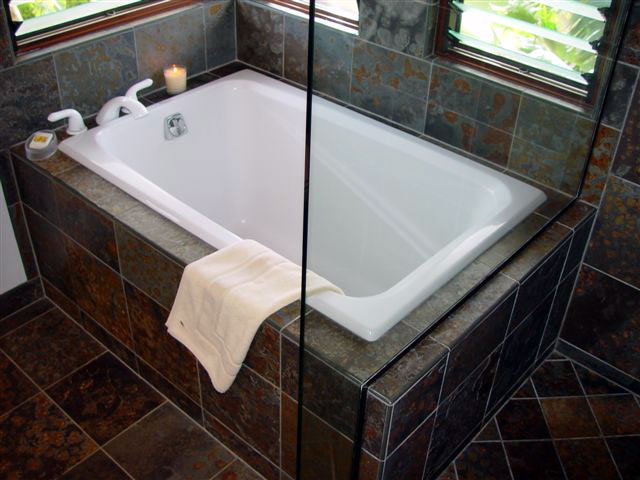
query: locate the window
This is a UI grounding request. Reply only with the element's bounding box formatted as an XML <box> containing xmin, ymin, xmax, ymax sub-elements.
<box><xmin>3</xmin><ymin>0</ymin><xmax>196</xmax><ymax>53</ymax></box>
<box><xmin>268</xmin><ymin>0</ymin><xmax>359</xmax><ymax>30</ymax></box>
<box><xmin>435</xmin><ymin>0</ymin><xmax>623</xmax><ymax>105</ymax></box>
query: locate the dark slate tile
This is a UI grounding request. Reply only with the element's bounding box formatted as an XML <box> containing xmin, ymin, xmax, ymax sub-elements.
<box><xmin>57</xmin><ymin>164</ymin><xmax>139</xmax><ymax>218</ymax></box>
<box><xmin>280</xmin><ymin>392</ymin><xmax>298</xmax><ymax>478</ymax></box>
<box><xmin>236</xmin><ymin>1</ymin><xmax>283</xmax><ymax>75</ymax></box>
<box><xmin>476</xmin><ymin>82</ymin><xmax>520</xmax><ymax>133</ymax></box>
<box><xmin>574</xmin><ymin>364</ymin><xmax>626</xmax><ymax>396</ymax></box>
<box><xmin>496</xmin><ymin>399</ymin><xmax>551</xmax><ymax>441</ymax></box>
<box><xmin>0</xmin><ymin>57</ymin><xmax>61</xmax><ymax>150</ymax></box>
<box><xmin>0</xmin><ymin>350</ymin><xmax>37</xmax><ymax>416</ymax></box>
<box><xmin>0</xmin><ymin>393</ymin><xmax>97</xmax><ymax>479</ymax></box>
<box><xmin>531</xmin><ymin>360</ymin><xmax>583</xmax><ymax>398</ymax></box>
<box><xmin>586</xmin><ymin>176</ymin><xmax>640</xmax><ymax>288</ymax></box>
<box><xmin>405</xmin><ymin>260</ymin><xmax>493</xmax><ymax>332</ymax></box>
<box><xmin>455</xmin><ymin>442</ymin><xmax>511</xmax><ymax>480</ymax></box>
<box><xmin>564</xmin><ymin>213</ymin><xmax>596</xmax><ymax>275</ymax></box>
<box><xmin>244</xmin><ymin>323</ymin><xmax>280</xmax><ymax>386</ymax></box>
<box><xmin>204</xmin><ymin>0</ymin><xmax>236</xmax><ymax>69</ymax></box>
<box><xmin>383</xmin><ymin>413</ymin><xmax>434</xmax><ymax>480</ymax></box>
<box><xmin>0</xmin><ymin>278</ymin><xmax>42</xmax><ymax>321</ymax></box>
<box><xmin>504</xmin><ymin>441</ymin><xmax>565</xmax><ymax>479</ymax></box>
<box><xmin>205</xmin><ymin>412</ymin><xmax>280</xmax><ymax>480</ymax></box>
<box><xmin>141</xmin><ymin>72</ymin><xmax>218</xmax><ymax>104</ymax></box>
<box><xmin>425</xmin><ymin>351</ymin><xmax>500</xmax><ymax>477</ymax></box>
<box><xmin>602</xmin><ymin>62</ymin><xmax>639</xmax><ymax>129</ymax></box>
<box><xmin>42</xmin><ymin>276</ymin><xmax>82</xmax><ymax>322</ymax></box>
<box><xmin>12</xmin><ymin>157</ymin><xmax>60</xmax><ymax>224</ymax></box>
<box><xmin>0</xmin><ymin>151</ymin><xmax>18</xmax><ymax>206</ymax></box>
<box><xmin>424</xmin><ymin>101</ymin><xmax>475</xmax><ymax>153</ymax></box>
<box><xmin>613</xmin><ymin>83</ymin><xmax>640</xmax><ymax>186</ymax></box>
<box><xmin>580</xmin><ymin>125</ymin><xmax>620</xmax><ymax>206</ymax></box>
<box><xmin>432</xmin><ymin>277</ymin><xmax>516</xmax><ymax>399</ymax></box>
<box><xmin>539</xmin><ymin>397</ymin><xmax>600</xmax><ymax>439</ymax></box>
<box><xmin>360</xmin><ymin>451</ymin><xmax>383</xmax><ymax>480</ymax></box>
<box><xmin>201</xmin><ymin>364</ymin><xmax>280</xmax><ymax>463</ymax></box>
<box><xmin>283</xmin><ymin>15</ymin><xmax>307</xmax><ymax>86</ymax></box>
<box><xmin>588</xmin><ymin>394</ymin><xmax>640</xmax><ymax>436</ymax></box>
<box><xmin>0</xmin><ymin>308</ymin><xmax>104</xmax><ymax>388</ymax></box>
<box><xmin>217</xmin><ymin>461</ymin><xmax>263</xmax><ymax>480</ymax></box>
<box><xmin>134</xmin><ymin>7</ymin><xmax>206</xmax><ymax>85</ymax></box>
<box><xmin>8</xmin><ymin>203</ymin><xmax>38</xmax><ymax>279</ymax></box>
<box><xmin>359</xmin><ymin>0</ymin><xmax>429</xmax><ymax>57</ymax></box>
<box><xmin>106</xmin><ymin>403</ymin><xmax>234</xmax><ymax>479</ymax></box>
<box><xmin>25</xmin><ymin>207</ymin><xmax>132</xmax><ymax>348</ymax></box>
<box><xmin>280</xmin><ymin>335</ymin><xmax>299</xmax><ymax>398</ymax></box>
<box><xmin>125</xmin><ymin>281</ymin><xmax>200</xmax><ymax>402</ymax></box>
<box><xmin>312</xmin><ymin>24</ymin><xmax>354</xmax><ymax>102</ymax></box>
<box><xmin>508</xmin><ymin>238</ymin><xmax>571</xmax><ymax>332</ymax></box>
<box><xmin>436</xmin><ymin>464</ymin><xmax>457</xmax><ymax>480</ymax></box>
<box><xmin>265</xmin><ymin>300</ymin><xmax>300</xmax><ymax>331</ymax></box>
<box><xmin>117</xmin><ymin>203</ymin><xmax>215</xmax><ymax>265</ymax></box>
<box><xmin>47</xmin><ymin>353</ymin><xmax>164</xmax><ymax>444</ymax></box>
<box><xmin>386</xmin><ymin>357</ymin><xmax>446</xmax><ymax>452</ymax></box>
<box><xmin>513</xmin><ymin>379</ymin><xmax>537</xmax><ymax>399</ymax></box>
<box><xmin>53</xmin><ymin>182</ymin><xmax>119</xmax><ymax>271</ymax></box>
<box><xmin>471</xmin><ymin>123</ymin><xmax>512</xmax><ymax>167</ymax></box>
<box><xmin>620</xmin><ymin>3</ymin><xmax>640</xmax><ymax>66</ymax></box>
<box><xmin>555</xmin><ymin>438</ymin><xmax>620</xmax><ymax>480</ymax></box>
<box><xmin>540</xmin><ymin>267</ymin><xmax>579</xmax><ymax>356</ymax></box>
<box><xmin>60</xmin><ymin>450</ymin><xmax>129</xmax><ymax>480</ymax></box>
<box><xmin>137</xmin><ymin>359</ymin><xmax>202</xmax><ymax>424</ymax></box>
<box><xmin>12</xmin><ymin>146</ymin><xmax>77</xmax><ymax>177</ymax></box>
<box><xmin>54</xmin><ymin>31</ymin><xmax>138</xmax><ymax>116</ymax></box>
<box><xmin>606</xmin><ymin>436</ymin><xmax>640</xmax><ymax>480</ymax></box>
<box><xmin>561</xmin><ymin>266</ymin><xmax>640</xmax><ymax>380</ymax></box>
<box><xmin>0</xmin><ymin>297</ymin><xmax>51</xmax><ymax>338</ymax></box>
<box><xmin>362</xmin><ymin>392</ymin><xmax>391</xmax><ymax>458</ymax></box>
<box><xmin>428</xmin><ymin>65</ymin><xmax>482</xmax><ymax>118</ymax></box>
<box><xmin>488</xmin><ymin>294</ymin><xmax>554</xmax><ymax>412</ymax></box>
<box><xmin>0</xmin><ymin>3</ymin><xmax>14</xmax><ymax>69</ymax></box>
<box><xmin>115</xmin><ymin>223</ymin><xmax>182</xmax><ymax>310</ymax></box>
<box><xmin>474</xmin><ymin>418</ymin><xmax>500</xmax><ymax>441</ymax></box>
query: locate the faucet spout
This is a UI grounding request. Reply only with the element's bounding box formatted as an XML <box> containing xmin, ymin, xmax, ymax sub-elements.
<box><xmin>96</xmin><ymin>96</ymin><xmax>148</xmax><ymax>125</ymax></box>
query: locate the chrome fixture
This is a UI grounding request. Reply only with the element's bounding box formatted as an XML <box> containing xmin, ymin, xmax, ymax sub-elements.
<box><xmin>164</xmin><ymin>113</ymin><xmax>188</xmax><ymax>140</ymax></box>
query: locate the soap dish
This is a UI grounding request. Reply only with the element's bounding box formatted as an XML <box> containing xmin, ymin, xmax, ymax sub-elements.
<box><xmin>25</xmin><ymin>130</ymin><xmax>58</xmax><ymax>161</ymax></box>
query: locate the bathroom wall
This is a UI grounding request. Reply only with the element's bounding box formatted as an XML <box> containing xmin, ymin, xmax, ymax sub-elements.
<box><xmin>559</xmin><ymin>2</ymin><xmax>640</xmax><ymax>393</ymax></box>
<box><xmin>235</xmin><ymin>0</ymin><xmax>596</xmax><ymax>197</ymax></box>
<box><xmin>0</xmin><ymin>181</ymin><xmax>26</xmax><ymax>293</ymax></box>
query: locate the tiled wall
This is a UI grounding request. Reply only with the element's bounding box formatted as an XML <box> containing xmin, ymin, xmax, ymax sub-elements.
<box><xmin>559</xmin><ymin>1</ymin><xmax>640</xmax><ymax>394</ymax></box>
<box><xmin>0</xmin><ymin>0</ymin><xmax>236</xmax><ymax>150</ymax></box>
<box><xmin>236</xmin><ymin>0</ymin><xmax>596</xmax><ymax>197</ymax></box>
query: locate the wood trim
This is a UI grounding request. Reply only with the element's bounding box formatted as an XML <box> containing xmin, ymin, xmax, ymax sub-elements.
<box><xmin>7</xmin><ymin>0</ymin><xmax>198</xmax><ymax>54</ymax></box>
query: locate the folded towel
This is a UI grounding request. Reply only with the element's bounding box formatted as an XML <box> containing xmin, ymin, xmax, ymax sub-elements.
<box><xmin>166</xmin><ymin>239</ymin><xmax>342</xmax><ymax>393</ymax></box>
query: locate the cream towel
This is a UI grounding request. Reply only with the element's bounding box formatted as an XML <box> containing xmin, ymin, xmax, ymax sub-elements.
<box><xmin>166</xmin><ymin>239</ymin><xmax>342</xmax><ymax>393</ymax></box>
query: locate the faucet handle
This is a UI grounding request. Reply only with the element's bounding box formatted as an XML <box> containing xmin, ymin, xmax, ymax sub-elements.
<box><xmin>48</xmin><ymin>109</ymin><xmax>87</xmax><ymax>136</ymax></box>
<box><xmin>126</xmin><ymin>78</ymin><xmax>153</xmax><ymax>100</ymax></box>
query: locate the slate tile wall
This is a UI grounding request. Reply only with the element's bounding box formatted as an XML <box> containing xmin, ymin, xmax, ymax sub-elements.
<box><xmin>560</xmin><ymin>0</ymin><xmax>640</xmax><ymax>395</ymax></box>
<box><xmin>236</xmin><ymin>0</ymin><xmax>600</xmax><ymax>197</ymax></box>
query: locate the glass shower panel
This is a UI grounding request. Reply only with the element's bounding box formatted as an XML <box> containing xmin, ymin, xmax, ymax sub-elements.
<box><xmin>298</xmin><ymin>1</ymin><xmax>632</xmax><ymax>478</ymax></box>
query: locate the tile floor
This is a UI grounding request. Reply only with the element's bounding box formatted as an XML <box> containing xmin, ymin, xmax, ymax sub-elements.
<box><xmin>0</xmin><ymin>300</ymin><xmax>263</xmax><ymax>479</ymax></box>
<box><xmin>2</xmin><ymin>300</ymin><xmax>639</xmax><ymax>479</ymax></box>
<box><xmin>439</xmin><ymin>352</ymin><xmax>640</xmax><ymax>480</ymax></box>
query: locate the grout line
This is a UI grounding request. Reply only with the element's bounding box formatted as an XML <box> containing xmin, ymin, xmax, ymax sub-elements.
<box><xmin>506</xmin><ymin>94</ymin><xmax>523</xmax><ymax>171</ymax></box>
<box><xmin>0</xmin><ymin>303</ymin><xmax>55</xmax><ymax>339</ymax></box>
<box><xmin>101</xmin><ymin>401</ymin><xmax>168</xmax><ymax>449</ymax></box>
<box><xmin>584</xmin><ymin>262</ymin><xmax>640</xmax><ymax>292</ymax></box>
<box><xmin>43</xmin><ymin>350</ymin><xmax>109</xmax><ymax>392</ymax></box>
<box><xmin>494</xmin><ymin>413</ymin><xmax>516</xmax><ymax>480</ymax></box>
<box><xmin>562</xmin><ymin>349</ymin><xmax>638</xmax><ymax>396</ymax></box>
<box><xmin>534</xmin><ymin>386</ymin><xmax>569</xmax><ymax>480</ymax></box>
<box><xmin>113</xmin><ymin>220</ymin><xmax>137</xmax><ymax>360</ymax></box>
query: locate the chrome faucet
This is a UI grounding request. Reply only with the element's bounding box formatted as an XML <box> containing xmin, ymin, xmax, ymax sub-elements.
<box><xmin>96</xmin><ymin>79</ymin><xmax>153</xmax><ymax>125</ymax></box>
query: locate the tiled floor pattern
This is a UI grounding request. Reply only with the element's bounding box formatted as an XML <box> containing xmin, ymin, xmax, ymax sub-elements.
<box><xmin>439</xmin><ymin>352</ymin><xmax>640</xmax><ymax>480</ymax></box>
<box><xmin>0</xmin><ymin>300</ymin><xmax>263</xmax><ymax>479</ymax></box>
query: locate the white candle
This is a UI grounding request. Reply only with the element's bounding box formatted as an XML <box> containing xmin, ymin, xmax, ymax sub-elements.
<box><xmin>164</xmin><ymin>64</ymin><xmax>187</xmax><ymax>95</ymax></box>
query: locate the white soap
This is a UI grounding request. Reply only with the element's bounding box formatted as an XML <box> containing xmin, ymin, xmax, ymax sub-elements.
<box><xmin>28</xmin><ymin>131</ymin><xmax>54</xmax><ymax>150</ymax></box>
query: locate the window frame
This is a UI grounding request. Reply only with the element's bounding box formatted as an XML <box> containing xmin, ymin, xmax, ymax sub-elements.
<box><xmin>433</xmin><ymin>0</ymin><xmax>624</xmax><ymax>107</ymax></box>
<box><xmin>267</xmin><ymin>0</ymin><xmax>359</xmax><ymax>31</ymax></box>
<box><xmin>3</xmin><ymin>0</ymin><xmax>198</xmax><ymax>55</ymax></box>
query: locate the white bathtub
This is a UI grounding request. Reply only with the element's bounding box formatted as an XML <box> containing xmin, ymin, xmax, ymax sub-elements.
<box><xmin>59</xmin><ymin>69</ymin><xmax>545</xmax><ymax>341</ymax></box>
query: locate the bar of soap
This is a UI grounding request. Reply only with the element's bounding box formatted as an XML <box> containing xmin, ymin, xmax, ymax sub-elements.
<box><xmin>28</xmin><ymin>131</ymin><xmax>54</xmax><ymax>150</ymax></box>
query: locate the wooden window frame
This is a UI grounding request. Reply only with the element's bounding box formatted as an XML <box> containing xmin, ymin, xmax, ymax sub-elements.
<box><xmin>267</xmin><ymin>0</ymin><xmax>359</xmax><ymax>31</ymax></box>
<box><xmin>3</xmin><ymin>0</ymin><xmax>198</xmax><ymax>55</ymax></box>
<box><xmin>434</xmin><ymin>0</ymin><xmax>625</xmax><ymax>108</ymax></box>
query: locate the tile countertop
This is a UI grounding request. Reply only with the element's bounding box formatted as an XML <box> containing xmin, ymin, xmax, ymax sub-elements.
<box><xmin>9</xmin><ymin>63</ymin><xmax>595</xmax><ymax>393</ymax></box>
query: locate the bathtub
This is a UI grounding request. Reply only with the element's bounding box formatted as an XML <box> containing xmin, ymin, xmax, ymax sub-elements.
<box><xmin>59</xmin><ymin>69</ymin><xmax>545</xmax><ymax>341</ymax></box>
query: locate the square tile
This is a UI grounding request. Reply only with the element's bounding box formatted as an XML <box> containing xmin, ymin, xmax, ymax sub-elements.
<box><xmin>555</xmin><ymin>438</ymin><xmax>620</xmax><ymax>480</ymax></box>
<box><xmin>383</xmin><ymin>413</ymin><xmax>434</xmax><ymax>480</ymax></box>
<box><xmin>47</xmin><ymin>353</ymin><xmax>164</xmax><ymax>444</ymax></box>
<box><xmin>60</xmin><ymin>450</ymin><xmax>129</xmax><ymax>480</ymax></box>
<box><xmin>606</xmin><ymin>436</ymin><xmax>640</xmax><ymax>480</ymax></box>
<box><xmin>574</xmin><ymin>365</ymin><xmax>626</xmax><ymax>395</ymax></box>
<box><xmin>0</xmin><ymin>350</ymin><xmax>37</xmax><ymax>416</ymax></box>
<box><xmin>503</xmin><ymin>440</ymin><xmax>564</xmax><ymax>479</ymax></box>
<box><xmin>496</xmin><ymin>399</ymin><xmax>551</xmax><ymax>441</ymax></box>
<box><xmin>531</xmin><ymin>360</ymin><xmax>583</xmax><ymax>397</ymax></box>
<box><xmin>539</xmin><ymin>397</ymin><xmax>600</xmax><ymax>439</ymax></box>
<box><xmin>454</xmin><ymin>442</ymin><xmax>511</xmax><ymax>480</ymax></box>
<box><xmin>0</xmin><ymin>394</ymin><xmax>97</xmax><ymax>479</ymax></box>
<box><xmin>588</xmin><ymin>395</ymin><xmax>640</xmax><ymax>436</ymax></box>
<box><xmin>0</xmin><ymin>308</ymin><xmax>104</xmax><ymax>388</ymax></box>
<box><xmin>106</xmin><ymin>403</ymin><xmax>234</xmax><ymax>479</ymax></box>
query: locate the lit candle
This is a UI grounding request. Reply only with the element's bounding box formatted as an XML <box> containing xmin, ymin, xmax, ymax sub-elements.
<box><xmin>164</xmin><ymin>64</ymin><xmax>187</xmax><ymax>95</ymax></box>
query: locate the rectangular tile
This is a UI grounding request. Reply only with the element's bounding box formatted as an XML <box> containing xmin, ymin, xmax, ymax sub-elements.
<box><xmin>236</xmin><ymin>1</ymin><xmax>284</xmax><ymax>75</ymax></box>
<box><xmin>204</xmin><ymin>0</ymin><xmax>236</xmax><ymax>70</ymax></box>
<box><xmin>0</xmin><ymin>278</ymin><xmax>42</xmax><ymax>321</ymax></box>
